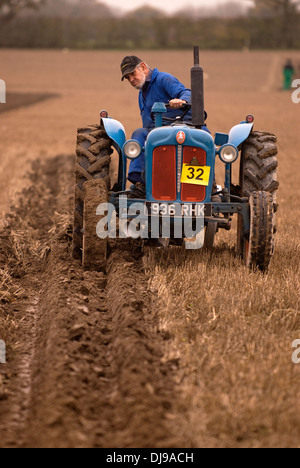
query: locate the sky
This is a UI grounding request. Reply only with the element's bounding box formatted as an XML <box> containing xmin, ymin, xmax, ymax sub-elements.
<box><xmin>104</xmin><ymin>0</ymin><xmax>254</xmax><ymax>14</ymax></box>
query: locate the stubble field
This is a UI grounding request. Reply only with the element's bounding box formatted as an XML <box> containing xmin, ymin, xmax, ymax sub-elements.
<box><xmin>0</xmin><ymin>49</ymin><xmax>299</xmax><ymax>448</ymax></box>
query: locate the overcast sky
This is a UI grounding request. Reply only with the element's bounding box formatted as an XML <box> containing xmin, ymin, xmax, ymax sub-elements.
<box><xmin>104</xmin><ymin>0</ymin><xmax>254</xmax><ymax>14</ymax></box>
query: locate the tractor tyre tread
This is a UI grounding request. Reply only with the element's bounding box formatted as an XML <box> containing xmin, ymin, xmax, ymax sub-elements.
<box><xmin>247</xmin><ymin>191</ymin><xmax>275</xmax><ymax>272</ymax></box>
<box><xmin>241</xmin><ymin>131</ymin><xmax>279</xmax><ymax>198</ymax></box>
<box><xmin>72</xmin><ymin>123</ymin><xmax>112</xmax><ymax>260</ymax></box>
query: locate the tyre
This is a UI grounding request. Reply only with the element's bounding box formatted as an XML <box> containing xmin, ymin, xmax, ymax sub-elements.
<box><xmin>83</xmin><ymin>179</ymin><xmax>108</xmax><ymax>271</ymax></box>
<box><xmin>244</xmin><ymin>191</ymin><xmax>276</xmax><ymax>272</ymax></box>
<box><xmin>72</xmin><ymin>123</ymin><xmax>112</xmax><ymax>260</ymax></box>
<box><xmin>240</xmin><ymin>131</ymin><xmax>279</xmax><ymax>198</ymax></box>
<box><xmin>237</xmin><ymin>131</ymin><xmax>279</xmax><ymax>259</ymax></box>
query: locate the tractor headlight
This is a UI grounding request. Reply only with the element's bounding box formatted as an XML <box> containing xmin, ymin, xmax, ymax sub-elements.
<box><xmin>219</xmin><ymin>144</ymin><xmax>239</xmax><ymax>164</ymax></box>
<box><xmin>123</xmin><ymin>140</ymin><xmax>142</xmax><ymax>160</ymax></box>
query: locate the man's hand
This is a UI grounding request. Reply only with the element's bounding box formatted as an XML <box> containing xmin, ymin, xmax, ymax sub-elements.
<box><xmin>169</xmin><ymin>99</ymin><xmax>187</xmax><ymax>109</ymax></box>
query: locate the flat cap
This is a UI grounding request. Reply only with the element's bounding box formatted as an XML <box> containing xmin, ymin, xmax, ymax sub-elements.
<box><xmin>120</xmin><ymin>56</ymin><xmax>142</xmax><ymax>81</ymax></box>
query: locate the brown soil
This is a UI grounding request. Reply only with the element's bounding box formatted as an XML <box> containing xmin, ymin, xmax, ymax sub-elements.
<box><xmin>0</xmin><ymin>155</ymin><xmax>181</xmax><ymax>448</ymax></box>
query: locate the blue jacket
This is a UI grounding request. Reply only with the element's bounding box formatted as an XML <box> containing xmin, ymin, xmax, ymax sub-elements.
<box><xmin>139</xmin><ymin>68</ymin><xmax>191</xmax><ymax>129</ymax></box>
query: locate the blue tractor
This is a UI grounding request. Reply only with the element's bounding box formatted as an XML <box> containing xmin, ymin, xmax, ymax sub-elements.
<box><xmin>72</xmin><ymin>47</ymin><xmax>278</xmax><ymax>273</ymax></box>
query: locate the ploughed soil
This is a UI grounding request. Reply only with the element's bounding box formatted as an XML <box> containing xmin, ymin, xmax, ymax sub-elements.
<box><xmin>0</xmin><ymin>155</ymin><xmax>181</xmax><ymax>448</ymax></box>
<box><xmin>0</xmin><ymin>93</ymin><xmax>60</xmax><ymax>114</ymax></box>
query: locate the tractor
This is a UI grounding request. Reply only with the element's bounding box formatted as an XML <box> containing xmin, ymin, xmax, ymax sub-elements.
<box><xmin>72</xmin><ymin>47</ymin><xmax>278</xmax><ymax>273</ymax></box>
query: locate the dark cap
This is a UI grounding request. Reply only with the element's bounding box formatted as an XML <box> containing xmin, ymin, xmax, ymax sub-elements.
<box><xmin>120</xmin><ymin>55</ymin><xmax>142</xmax><ymax>81</ymax></box>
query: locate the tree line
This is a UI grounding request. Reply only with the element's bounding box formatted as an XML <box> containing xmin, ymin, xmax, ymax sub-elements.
<box><xmin>0</xmin><ymin>0</ymin><xmax>299</xmax><ymax>49</ymax></box>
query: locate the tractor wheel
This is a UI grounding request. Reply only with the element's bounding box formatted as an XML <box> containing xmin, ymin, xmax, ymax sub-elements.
<box><xmin>240</xmin><ymin>131</ymin><xmax>279</xmax><ymax>198</ymax></box>
<box><xmin>72</xmin><ymin>123</ymin><xmax>112</xmax><ymax>260</ymax></box>
<box><xmin>83</xmin><ymin>179</ymin><xmax>108</xmax><ymax>271</ymax></box>
<box><xmin>204</xmin><ymin>221</ymin><xmax>217</xmax><ymax>250</ymax></box>
<box><xmin>243</xmin><ymin>191</ymin><xmax>276</xmax><ymax>272</ymax></box>
<box><xmin>237</xmin><ymin>131</ymin><xmax>279</xmax><ymax>258</ymax></box>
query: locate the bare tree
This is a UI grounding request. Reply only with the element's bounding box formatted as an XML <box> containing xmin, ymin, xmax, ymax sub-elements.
<box><xmin>0</xmin><ymin>0</ymin><xmax>45</xmax><ymax>21</ymax></box>
<box><xmin>254</xmin><ymin>0</ymin><xmax>299</xmax><ymax>14</ymax></box>
<box><xmin>253</xmin><ymin>0</ymin><xmax>300</xmax><ymax>47</ymax></box>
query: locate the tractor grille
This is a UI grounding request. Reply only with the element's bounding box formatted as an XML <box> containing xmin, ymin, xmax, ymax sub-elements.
<box><xmin>181</xmin><ymin>147</ymin><xmax>207</xmax><ymax>202</ymax></box>
<box><xmin>152</xmin><ymin>145</ymin><xmax>177</xmax><ymax>201</ymax></box>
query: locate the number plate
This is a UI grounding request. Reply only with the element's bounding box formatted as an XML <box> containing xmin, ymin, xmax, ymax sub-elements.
<box><xmin>146</xmin><ymin>203</ymin><xmax>212</xmax><ymax>218</ymax></box>
<box><xmin>181</xmin><ymin>164</ymin><xmax>211</xmax><ymax>186</ymax></box>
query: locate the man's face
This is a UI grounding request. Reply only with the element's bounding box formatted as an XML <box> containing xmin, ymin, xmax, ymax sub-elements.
<box><xmin>125</xmin><ymin>64</ymin><xmax>147</xmax><ymax>90</ymax></box>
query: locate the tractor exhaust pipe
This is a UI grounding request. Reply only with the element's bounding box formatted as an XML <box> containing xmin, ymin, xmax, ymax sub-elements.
<box><xmin>191</xmin><ymin>46</ymin><xmax>205</xmax><ymax>128</ymax></box>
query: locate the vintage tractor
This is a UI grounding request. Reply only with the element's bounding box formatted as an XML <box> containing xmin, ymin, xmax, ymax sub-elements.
<box><xmin>72</xmin><ymin>47</ymin><xmax>278</xmax><ymax>273</ymax></box>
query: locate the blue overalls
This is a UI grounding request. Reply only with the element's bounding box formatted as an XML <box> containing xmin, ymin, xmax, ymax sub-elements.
<box><xmin>128</xmin><ymin>68</ymin><xmax>192</xmax><ymax>184</ymax></box>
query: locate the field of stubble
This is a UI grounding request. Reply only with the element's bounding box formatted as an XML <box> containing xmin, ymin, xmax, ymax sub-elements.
<box><xmin>0</xmin><ymin>49</ymin><xmax>299</xmax><ymax>448</ymax></box>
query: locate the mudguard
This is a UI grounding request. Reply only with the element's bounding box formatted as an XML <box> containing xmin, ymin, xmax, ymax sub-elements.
<box><xmin>228</xmin><ymin>123</ymin><xmax>254</xmax><ymax>148</ymax></box>
<box><xmin>102</xmin><ymin>118</ymin><xmax>126</xmax><ymax>153</ymax></box>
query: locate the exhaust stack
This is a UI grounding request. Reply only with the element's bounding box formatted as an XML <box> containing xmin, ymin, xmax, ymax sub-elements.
<box><xmin>191</xmin><ymin>46</ymin><xmax>205</xmax><ymax>128</ymax></box>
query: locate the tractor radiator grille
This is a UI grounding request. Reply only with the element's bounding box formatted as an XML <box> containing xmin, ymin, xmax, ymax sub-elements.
<box><xmin>181</xmin><ymin>147</ymin><xmax>207</xmax><ymax>202</ymax></box>
<box><xmin>152</xmin><ymin>145</ymin><xmax>177</xmax><ymax>201</ymax></box>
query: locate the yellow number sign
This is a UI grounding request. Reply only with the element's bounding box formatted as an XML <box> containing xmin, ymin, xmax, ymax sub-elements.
<box><xmin>181</xmin><ymin>165</ymin><xmax>211</xmax><ymax>186</ymax></box>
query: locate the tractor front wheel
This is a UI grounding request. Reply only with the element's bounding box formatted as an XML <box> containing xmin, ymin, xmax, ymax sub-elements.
<box><xmin>237</xmin><ymin>130</ymin><xmax>279</xmax><ymax>262</ymax></box>
<box><xmin>83</xmin><ymin>179</ymin><xmax>108</xmax><ymax>271</ymax></box>
<box><xmin>72</xmin><ymin>123</ymin><xmax>112</xmax><ymax>261</ymax></box>
<box><xmin>243</xmin><ymin>191</ymin><xmax>276</xmax><ymax>272</ymax></box>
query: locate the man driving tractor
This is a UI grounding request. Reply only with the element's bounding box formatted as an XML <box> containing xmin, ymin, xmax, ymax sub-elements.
<box><xmin>121</xmin><ymin>55</ymin><xmax>194</xmax><ymax>198</ymax></box>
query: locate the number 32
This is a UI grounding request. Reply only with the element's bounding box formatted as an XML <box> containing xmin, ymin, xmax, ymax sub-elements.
<box><xmin>187</xmin><ymin>167</ymin><xmax>204</xmax><ymax>181</ymax></box>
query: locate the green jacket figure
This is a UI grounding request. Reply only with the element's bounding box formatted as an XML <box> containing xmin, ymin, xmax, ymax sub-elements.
<box><xmin>283</xmin><ymin>59</ymin><xmax>295</xmax><ymax>90</ymax></box>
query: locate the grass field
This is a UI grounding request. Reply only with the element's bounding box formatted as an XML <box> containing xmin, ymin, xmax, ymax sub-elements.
<box><xmin>0</xmin><ymin>49</ymin><xmax>300</xmax><ymax>448</ymax></box>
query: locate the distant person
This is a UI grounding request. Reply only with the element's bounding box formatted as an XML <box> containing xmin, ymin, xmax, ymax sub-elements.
<box><xmin>283</xmin><ymin>59</ymin><xmax>295</xmax><ymax>90</ymax></box>
<box><xmin>120</xmin><ymin>55</ymin><xmax>194</xmax><ymax>198</ymax></box>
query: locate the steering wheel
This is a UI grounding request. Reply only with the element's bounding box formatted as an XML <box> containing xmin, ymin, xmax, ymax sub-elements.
<box><xmin>151</xmin><ymin>102</ymin><xmax>208</xmax><ymax>125</ymax></box>
<box><xmin>162</xmin><ymin>102</ymin><xmax>192</xmax><ymax>123</ymax></box>
<box><xmin>151</xmin><ymin>102</ymin><xmax>191</xmax><ymax>124</ymax></box>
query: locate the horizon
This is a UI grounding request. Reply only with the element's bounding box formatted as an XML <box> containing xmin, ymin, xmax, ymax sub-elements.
<box><xmin>101</xmin><ymin>0</ymin><xmax>254</xmax><ymax>14</ymax></box>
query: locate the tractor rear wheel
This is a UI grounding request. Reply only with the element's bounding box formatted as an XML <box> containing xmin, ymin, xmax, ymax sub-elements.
<box><xmin>240</xmin><ymin>131</ymin><xmax>279</xmax><ymax>198</ymax></box>
<box><xmin>244</xmin><ymin>191</ymin><xmax>276</xmax><ymax>272</ymax></box>
<box><xmin>83</xmin><ymin>179</ymin><xmax>108</xmax><ymax>271</ymax></box>
<box><xmin>72</xmin><ymin>123</ymin><xmax>112</xmax><ymax>260</ymax></box>
<box><xmin>237</xmin><ymin>131</ymin><xmax>279</xmax><ymax>260</ymax></box>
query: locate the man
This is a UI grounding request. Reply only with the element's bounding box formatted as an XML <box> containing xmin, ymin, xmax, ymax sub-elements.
<box><xmin>121</xmin><ymin>55</ymin><xmax>192</xmax><ymax>198</ymax></box>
